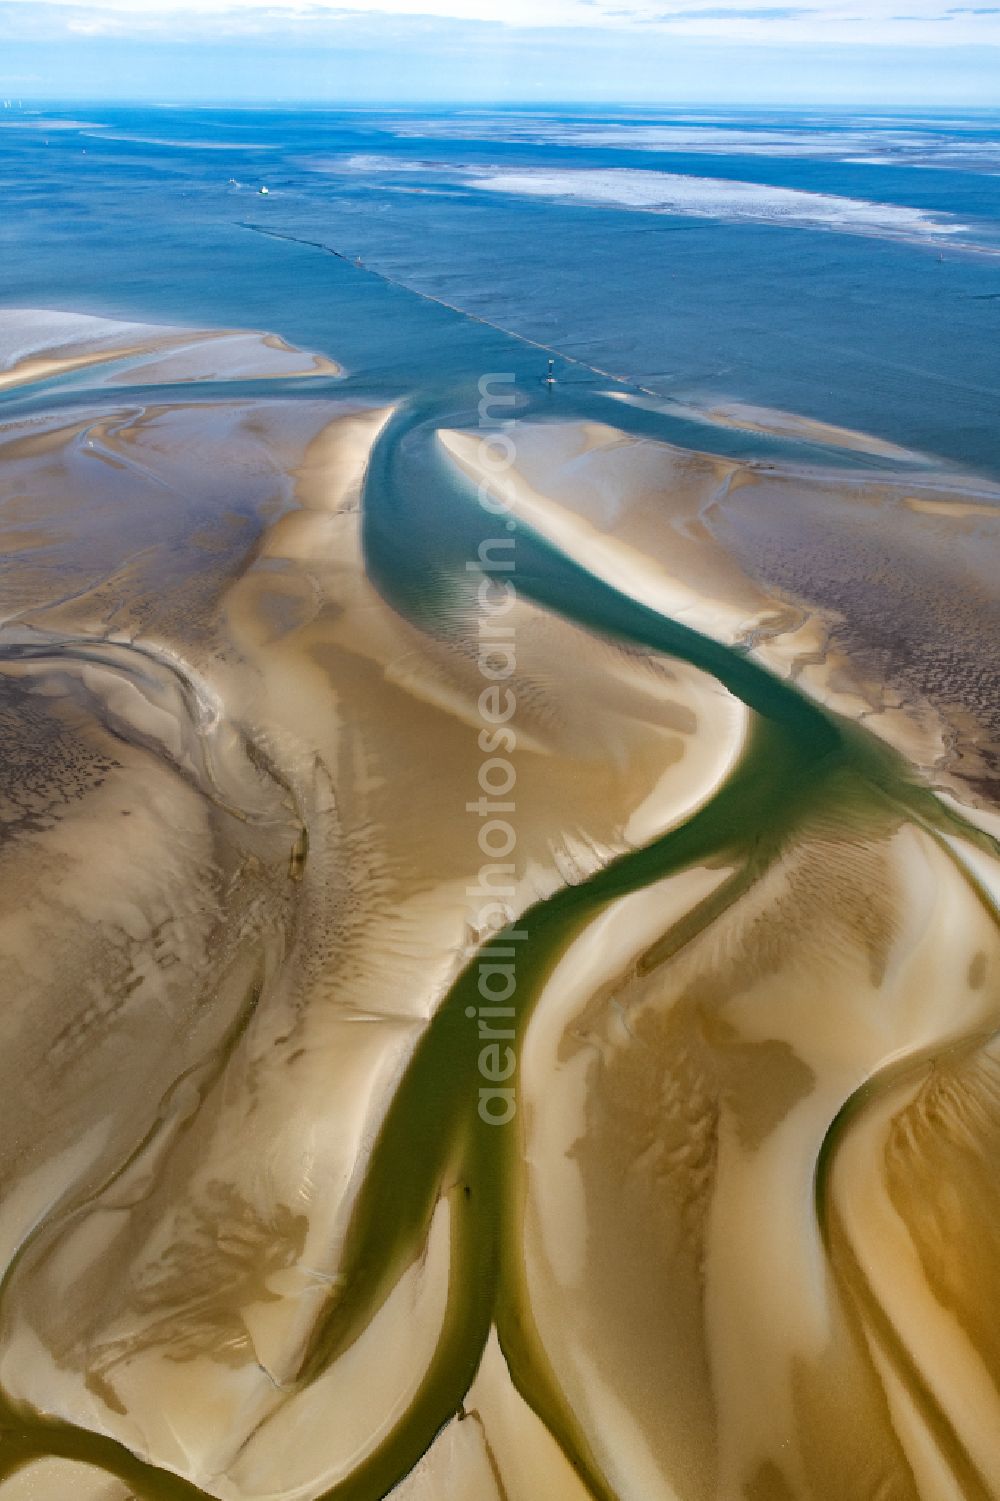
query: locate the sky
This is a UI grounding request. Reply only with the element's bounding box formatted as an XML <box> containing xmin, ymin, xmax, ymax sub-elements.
<box><xmin>1</xmin><ymin>0</ymin><xmax>999</xmax><ymax>106</ymax></box>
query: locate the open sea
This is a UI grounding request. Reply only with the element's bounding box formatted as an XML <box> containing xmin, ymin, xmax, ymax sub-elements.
<box><xmin>1</xmin><ymin>103</ymin><xmax>999</xmax><ymax>473</ymax></box>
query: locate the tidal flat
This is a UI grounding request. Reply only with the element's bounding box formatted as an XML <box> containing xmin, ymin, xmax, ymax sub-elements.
<box><xmin>0</xmin><ymin>306</ymin><xmax>997</xmax><ymax>1501</ymax></box>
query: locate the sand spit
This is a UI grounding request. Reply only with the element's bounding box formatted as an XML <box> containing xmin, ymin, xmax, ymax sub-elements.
<box><xmin>0</xmin><ymin>310</ymin><xmax>341</xmax><ymax>392</ymax></box>
<box><xmin>441</xmin><ymin>416</ymin><xmax>1000</xmax><ymax>808</ymax></box>
<box><xmin>0</xmin><ymin>312</ymin><xmax>998</xmax><ymax>1501</ymax></box>
<box><xmin>676</xmin><ymin>397</ymin><xmax>925</xmax><ymax>462</ymax></box>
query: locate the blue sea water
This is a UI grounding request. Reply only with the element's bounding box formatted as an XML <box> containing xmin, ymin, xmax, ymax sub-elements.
<box><xmin>1</xmin><ymin>104</ymin><xmax>998</xmax><ymax>473</ymax></box>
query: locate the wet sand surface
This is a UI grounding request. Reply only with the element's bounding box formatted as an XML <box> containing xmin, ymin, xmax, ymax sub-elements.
<box><xmin>0</xmin><ymin>312</ymin><xmax>998</xmax><ymax>1501</ymax></box>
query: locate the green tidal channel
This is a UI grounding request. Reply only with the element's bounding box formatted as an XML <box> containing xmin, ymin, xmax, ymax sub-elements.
<box><xmin>0</xmin><ymin>387</ymin><xmax>993</xmax><ymax>1501</ymax></box>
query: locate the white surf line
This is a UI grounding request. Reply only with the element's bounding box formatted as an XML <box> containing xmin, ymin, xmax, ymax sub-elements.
<box><xmin>239</xmin><ymin>220</ymin><xmax>663</xmax><ymax>398</ymax></box>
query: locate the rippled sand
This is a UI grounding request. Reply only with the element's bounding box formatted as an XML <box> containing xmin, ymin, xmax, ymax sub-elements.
<box><xmin>0</xmin><ymin>312</ymin><xmax>998</xmax><ymax>1501</ymax></box>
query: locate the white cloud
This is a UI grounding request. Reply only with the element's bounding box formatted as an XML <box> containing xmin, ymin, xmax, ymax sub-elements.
<box><xmin>2</xmin><ymin>0</ymin><xmax>999</xmax><ymax>45</ymax></box>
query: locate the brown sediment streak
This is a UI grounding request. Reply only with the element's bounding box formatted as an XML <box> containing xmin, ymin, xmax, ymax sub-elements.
<box><xmin>0</xmin><ymin>311</ymin><xmax>999</xmax><ymax>1501</ymax></box>
<box><xmin>457</xmin><ymin>1408</ymin><xmax>510</xmax><ymax>1501</ymax></box>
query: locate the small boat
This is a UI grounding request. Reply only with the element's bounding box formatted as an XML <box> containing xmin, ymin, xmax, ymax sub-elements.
<box><xmin>259</xmin><ymin>185</ymin><xmax>270</xmax><ymax>196</ymax></box>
